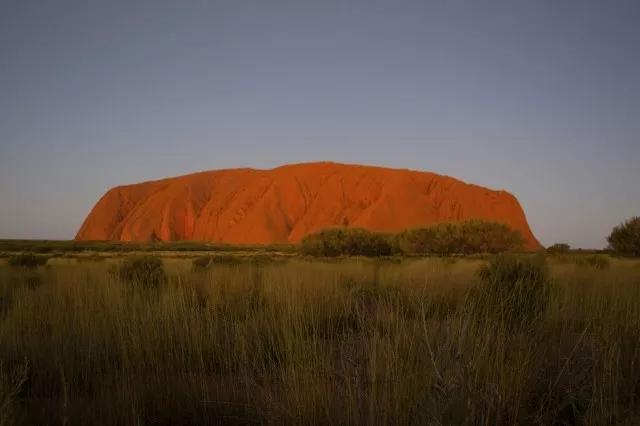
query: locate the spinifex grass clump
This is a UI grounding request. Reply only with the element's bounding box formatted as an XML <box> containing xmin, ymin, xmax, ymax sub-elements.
<box><xmin>191</xmin><ymin>254</ymin><xmax>242</xmax><ymax>271</ymax></box>
<box><xmin>7</xmin><ymin>253</ymin><xmax>48</xmax><ymax>269</ymax></box>
<box><xmin>116</xmin><ymin>255</ymin><xmax>167</xmax><ymax>290</ymax></box>
<box><xmin>476</xmin><ymin>254</ymin><xmax>551</xmax><ymax>329</ymax></box>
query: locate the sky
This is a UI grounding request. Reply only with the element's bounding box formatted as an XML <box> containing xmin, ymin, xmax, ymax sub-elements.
<box><xmin>1</xmin><ymin>0</ymin><xmax>639</xmax><ymax>248</ymax></box>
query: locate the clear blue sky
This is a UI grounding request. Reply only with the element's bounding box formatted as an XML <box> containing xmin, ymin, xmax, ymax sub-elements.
<box><xmin>1</xmin><ymin>0</ymin><xmax>639</xmax><ymax>248</ymax></box>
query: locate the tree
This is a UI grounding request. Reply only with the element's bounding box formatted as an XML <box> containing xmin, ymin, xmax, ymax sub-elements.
<box><xmin>607</xmin><ymin>217</ymin><xmax>640</xmax><ymax>256</ymax></box>
<box><xmin>546</xmin><ymin>243</ymin><xmax>570</xmax><ymax>254</ymax></box>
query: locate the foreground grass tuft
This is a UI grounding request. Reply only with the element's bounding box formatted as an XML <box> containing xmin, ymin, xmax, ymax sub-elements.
<box><xmin>477</xmin><ymin>254</ymin><xmax>551</xmax><ymax>328</ymax></box>
<box><xmin>114</xmin><ymin>255</ymin><xmax>167</xmax><ymax>290</ymax></box>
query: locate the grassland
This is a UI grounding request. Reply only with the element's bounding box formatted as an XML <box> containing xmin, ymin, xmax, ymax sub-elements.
<box><xmin>1</xmin><ymin>250</ymin><xmax>639</xmax><ymax>425</ymax></box>
<box><xmin>0</xmin><ymin>239</ymin><xmax>297</xmax><ymax>256</ymax></box>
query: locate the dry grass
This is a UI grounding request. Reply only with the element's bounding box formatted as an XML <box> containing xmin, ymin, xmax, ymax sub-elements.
<box><xmin>0</xmin><ymin>255</ymin><xmax>639</xmax><ymax>425</ymax></box>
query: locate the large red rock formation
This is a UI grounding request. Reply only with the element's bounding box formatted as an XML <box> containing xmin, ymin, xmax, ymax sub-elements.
<box><xmin>75</xmin><ymin>162</ymin><xmax>541</xmax><ymax>250</ymax></box>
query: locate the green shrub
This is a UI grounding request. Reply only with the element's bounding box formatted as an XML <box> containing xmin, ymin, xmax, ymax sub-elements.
<box><xmin>7</xmin><ymin>253</ymin><xmax>48</xmax><ymax>269</ymax></box>
<box><xmin>460</xmin><ymin>220</ymin><xmax>524</xmax><ymax>254</ymax></box>
<box><xmin>300</xmin><ymin>228</ymin><xmax>393</xmax><ymax>257</ymax></box>
<box><xmin>476</xmin><ymin>254</ymin><xmax>551</xmax><ymax>328</ymax></box>
<box><xmin>547</xmin><ymin>243</ymin><xmax>571</xmax><ymax>254</ymax></box>
<box><xmin>300</xmin><ymin>221</ymin><xmax>523</xmax><ymax>257</ymax></box>
<box><xmin>396</xmin><ymin>220</ymin><xmax>524</xmax><ymax>255</ymax></box>
<box><xmin>608</xmin><ymin>217</ymin><xmax>640</xmax><ymax>256</ymax></box>
<box><xmin>116</xmin><ymin>256</ymin><xmax>166</xmax><ymax>289</ymax></box>
<box><xmin>394</xmin><ymin>226</ymin><xmax>443</xmax><ymax>255</ymax></box>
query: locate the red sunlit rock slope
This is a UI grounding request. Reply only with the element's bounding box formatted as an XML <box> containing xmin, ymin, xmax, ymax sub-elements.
<box><xmin>75</xmin><ymin>162</ymin><xmax>542</xmax><ymax>250</ymax></box>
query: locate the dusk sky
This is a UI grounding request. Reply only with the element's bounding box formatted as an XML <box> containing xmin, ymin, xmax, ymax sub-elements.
<box><xmin>1</xmin><ymin>0</ymin><xmax>639</xmax><ymax>248</ymax></box>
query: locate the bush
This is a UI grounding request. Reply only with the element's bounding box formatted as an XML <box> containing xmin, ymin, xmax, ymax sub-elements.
<box><xmin>300</xmin><ymin>221</ymin><xmax>524</xmax><ymax>257</ymax></box>
<box><xmin>396</xmin><ymin>220</ymin><xmax>524</xmax><ymax>255</ymax></box>
<box><xmin>300</xmin><ymin>228</ymin><xmax>393</xmax><ymax>257</ymax></box>
<box><xmin>116</xmin><ymin>256</ymin><xmax>166</xmax><ymax>289</ymax></box>
<box><xmin>7</xmin><ymin>253</ymin><xmax>48</xmax><ymax>269</ymax></box>
<box><xmin>394</xmin><ymin>226</ymin><xmax>444</xmax><ymax>255</ymax></box>
<box><xmin>547</xmin><ymin>243</ymin><xmax>571</xmax><ymax>254</ymax></box>
<box><xmin>476</xmin><ymin>254</ymin><xmax>551</xmax><ymax>328</ymax></box>
<box><xmin>608</xmin><ymin>217</ymin><xmax>640</xmax><ymax>256</ymax></box>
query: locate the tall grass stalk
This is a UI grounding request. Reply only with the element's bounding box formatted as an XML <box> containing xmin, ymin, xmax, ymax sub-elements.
<box><xmin>0</xmin><ymin>256</ymin><xmax>638</xmax><ymax>424</ymax></box>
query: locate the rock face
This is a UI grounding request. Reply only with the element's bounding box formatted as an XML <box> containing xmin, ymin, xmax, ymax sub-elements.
<box><xmin>75</xmin><ymin>162</ymin><xmax>542</xmax><ymax>250</ymax></box>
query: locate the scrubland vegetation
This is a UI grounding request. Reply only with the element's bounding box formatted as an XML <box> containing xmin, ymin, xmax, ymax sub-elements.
<box><xmin>300</xmin><ymin>220</ymin><xmax>524</xmax><ymax>257</ymax></box>
<box><xmin>0</xmin><ymin>239</ymin><xmax>297</xmax><ymax>255</ymax></box>
<box><xmin>1</xmin><ymin>251</ymin><xmax>639</xmax><ymax>425</ymax></box>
